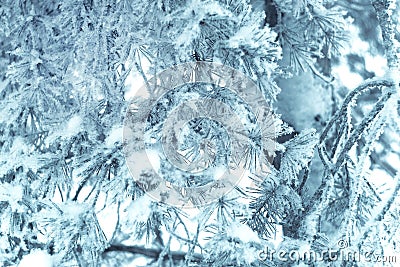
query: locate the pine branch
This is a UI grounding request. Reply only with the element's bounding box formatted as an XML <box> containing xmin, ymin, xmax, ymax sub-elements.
<box><xmin>332</xmin><ymin>91</ymin><xmax>392</xmax><ymax>172</ymax></box>
<box><xmin>309</xmin><ymin>81</ymin><xmax>394</xmax><ymax>217</ymax></box>
<box><xmin>371</xmin><ymin>0</ymin><xmax>399</xmax><ymax>70</ymax></box>
<box><xmin>356</xmin><ymin>172</ymin><xmax>400</xmax><ymax>247</ymax></box>
<box><xmin>374</xmin><ymin>174</ymin><xmax>400</xmax><ymax>222</ymax></box>
<box><xmin>319</xmin><ymin>79</ymin><xmax>394</xmax><ymax>145</ymax></box>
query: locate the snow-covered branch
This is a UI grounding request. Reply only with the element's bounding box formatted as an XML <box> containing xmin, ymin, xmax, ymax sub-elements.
<box><xmin>371</xmin><ymin>0</ymin><xmax>400</xmax><ymax>70</ymax></box>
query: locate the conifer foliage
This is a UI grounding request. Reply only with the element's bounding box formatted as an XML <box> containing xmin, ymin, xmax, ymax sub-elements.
<box><xmin>0</xmin><ymin>0</ymin><xmax>399</xmax><ymax>266</ymax></box>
